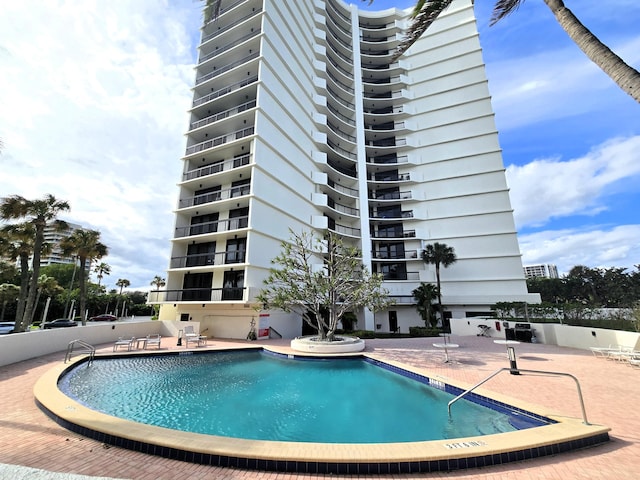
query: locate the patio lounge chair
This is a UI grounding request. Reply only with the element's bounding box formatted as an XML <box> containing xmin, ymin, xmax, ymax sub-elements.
<box><xmin>113</xmin><ymin>336</ymin><xmax>135</xmax><ymax>352</ymax></box>
<box><xmin>145</xmin><ymin>334</ymin><xmax>161</xmax><ymax>349</ymax></box>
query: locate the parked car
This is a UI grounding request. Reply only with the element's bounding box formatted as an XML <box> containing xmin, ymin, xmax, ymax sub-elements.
<box><xmin>89</xmin><ymin>314</ymin><xmax>117</xmax><ymax>322</ymax></box>
<box><xmin>0</xmin><ymin>322</ymin><xmax>15</xmax><ymax>334</ymax></box>
<box><xmin>43</xmin><ymin>318</ymin><xmax>78</xmax><ymax>329</ymax></box>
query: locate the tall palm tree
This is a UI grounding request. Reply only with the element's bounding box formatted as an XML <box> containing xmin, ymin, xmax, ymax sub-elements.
<box><xmin>394</xmin><ymin>0</ymin><xmax>640</xmax><ymax>103</ymax></box>
<box><xmin>115</xmin><ymin>278</ymin><xmax>130</xmax><ymax>318</ymax></box>
<box><xmin>150</xmin><ymin>275</ymin><xmax>166</xmax><ymax>317</ymax></box>
<box><xmin>421</xmin><ymin>242</ymin><xmax>457</xmax><ymax>321</ymax></box>
<box><xmin>0</xmin><ymin>194</ymin><xmax>69</xmax><ymax>331</ymax></box>
<box><xmin>94</xmin><ymin>262</ymin><xmax>111</xmax><ymax>287</ymax></box>
<box><xmin>60</xmin><ymin>229</ymin><xmax>108</xmax><ymax>325</ymax></box>
<box><xmin>0</xmin><ymin>223</ymin><xmax>35</xmax><ymax>330</ymax></box>
<box><xmin>32</xmin><ymin>274</ymin><xmax>63</xmax><ymax>325</ymax></box>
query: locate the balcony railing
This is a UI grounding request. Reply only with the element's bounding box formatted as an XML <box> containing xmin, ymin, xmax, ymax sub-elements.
<box><xmin>183</xmin><ymin>153</ymin><xmax>250</xmax><ymax>181</ymax></box>
<box><xmin>327</xmin><ymin>103</ymin><xmax>355</xmax><ymax>126</ymax></box>
<box><xmin>327</xmin><ymin>179</ymin><xmax>358</xmax><ymax>197</ymax></box>
<box><xmin>327</xmin><ymin>122</ymin><xmax>356</xmax><ymax>143</ymax></box>
<box><xmin>190</xmin><ymin>100</ymin><xmax>256</xmax><ymax>130</ymax></box>
<box><xmin>170</xmin><ymin>250</ymin><xmax>246</xmax><ymax>268</ymax></box>
<box><xmin>199</xmin><ymin>30</ymin><xmax>261</xmax><ymax>64</ymax></box>
<box><xmin>175</xmin><ymin>216</ymin><xmax>249</xmax><ymax>238</ymax></box>
<box><xmin>368</xmin><ymin>154</ymin><xmax>408</xmax><ymax>165</ymax></box>
<box><xmin>371</xmin><ymin>229</ymin><xmax>416</xmax><ymax>239</ymax></box>
<box><xmin>327</xmin><ymin>139</ymin><xmax>357</xmax><ymax>161</ymax></box>
<box><xmin>193</xmin><ymin>76</ymin><xmax>258</xmax><ymax>107</ymax></box>
<box><xmin>370</xmin><ymin>190</ymin><xmax>412</xmax><ymax>200</ymax></box>
<box><xmin>329</xmin><ymin>223</ymin><xmax>360</xmax><ymax>237</ymax></box>
<box><xmin>150</xmin><ymin>287</ymin><xmax>246</xmax><ymax>302</ymax></box>
<box><xmin>369</xmin><ymin>172</ymin><xmax>410</xmax><ymax>182</ymax></box>
<box><xmin>202</xmin><ymin>6</ymin><xmax>262</xmax><ymax>42</ymax></box>
<box><xmin>185</xmin><ymin>126</ymin><xmax>254</xmax><ymax>155</ymax></box>
<box><xmin>196</xmin><ymin>52</ymin><xmax>260</xmax><ymax>86</ymax></box>
<box><xmin>179</xmin><ymin>184</ymin><xmax>250</xmax><ymax>209</ymax></box>
<box><xmin>372</xmin><ymin>250</ymin><xmax>418</xmax><ymax>260</ymax></box>
<box><xmin>370</xmin><ymin>210</ymin><xmax>413</xmax><ymax>219</ymax></box>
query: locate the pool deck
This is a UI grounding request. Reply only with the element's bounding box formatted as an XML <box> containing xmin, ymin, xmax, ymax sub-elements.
<box><xmin>1</xmin><ymin>335</ymin><xmax>638</xmax><ymax>479</ymax></box>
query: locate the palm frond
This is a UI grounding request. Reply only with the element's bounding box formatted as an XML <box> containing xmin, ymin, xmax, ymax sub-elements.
<box><xmin>490</xmin><ymin>0</ymin><xmax>524</xmax><ymax>26</ymax></box>
<box><xmin>393</xmin><ymin>0</ymin><xmax>454</xmax><ymax>60</ymax></box>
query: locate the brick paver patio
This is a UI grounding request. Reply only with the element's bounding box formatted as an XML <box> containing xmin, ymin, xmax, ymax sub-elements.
<box><xmin>1</xmin><ymin>335</ymin><xmax>638</xmax><ymax>479</ymax></box>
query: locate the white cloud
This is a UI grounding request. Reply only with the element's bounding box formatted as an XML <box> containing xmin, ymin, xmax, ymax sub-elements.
<box><xmin>506</xmin><ymin>135</ymin><xmax>640</xmax><ymax>228</ymax></box>
<box><xmin>0</xmin><ymin>1</ymin><xmax>200</xmax><ymax>290</ymax></box>
<box><xmin>519</xmin><ymin>225</ymin><xmax>640</xmax><ymax>275</ymax></box>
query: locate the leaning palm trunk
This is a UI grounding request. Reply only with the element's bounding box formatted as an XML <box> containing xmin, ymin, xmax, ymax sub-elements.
<box><xmin>543</xmin><ymin>0</ymin><xmax>640</xmax><ymax>102</ymax></box>
<box><xmin>20</xmin><ymin>231</ymin><xmax>44</xmax><ymax>331</ymax></box>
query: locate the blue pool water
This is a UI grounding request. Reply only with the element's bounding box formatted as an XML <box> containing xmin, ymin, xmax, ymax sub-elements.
<box><xmin>58</xmin><ymin>350</ymin><xmax>541</xmax><ymax>443</ymax></box>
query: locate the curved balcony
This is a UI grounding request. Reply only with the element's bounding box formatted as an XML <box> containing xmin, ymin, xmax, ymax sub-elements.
<box><xmin>370</xmin><ymin>210</ymin><xmax>414</xmax><ymax>220</ymax></box>
<box><xmin>367</xmin><ymin>171</ymin><xmax>410</xmax><ymax>183</ymax></box>
<box><xmin>371</xmin><ymin>249</ymin><xmax>419</xmax><ymax>261</ymax></box>
<box><xmin>327</xmin><ymin>179</ymin><xmax>358</xmax><ymax>198</ymax></box>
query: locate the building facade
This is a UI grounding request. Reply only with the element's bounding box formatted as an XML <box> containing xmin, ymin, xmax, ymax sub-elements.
<box><xmin>32</xmin><ymin>221</ymin><xmax>86</xmax><ymax>268</ymax></box>
<box><xmin>154</xmin><ymin>0</ymin><xmax>540</xmax><ymax>338</ymax></box>
<box><xmin>524</xmin><ymin>264</ymin><xmax>559</xmax><ymax>279</ymax></box>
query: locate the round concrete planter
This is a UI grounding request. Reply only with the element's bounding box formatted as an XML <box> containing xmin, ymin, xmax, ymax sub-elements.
<box><xmin>290</xmin><ymin>335</ymin><xmax>365</xmax><ymax>354</ymax></box>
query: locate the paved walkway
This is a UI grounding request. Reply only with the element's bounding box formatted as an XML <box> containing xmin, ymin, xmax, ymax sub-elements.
<box><xmin>1</xmin><ymin>336</ymin><xmax>638</xmax><ymax>479</ymax></box>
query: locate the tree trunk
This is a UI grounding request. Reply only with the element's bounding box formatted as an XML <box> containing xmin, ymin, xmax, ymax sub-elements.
<box><xmin>15</xmin><ymin>254</ymin><xmax>30</xmax><ymax>330</ymax></box>
<box><xmin>20</xmin><ymin>228</ymin><xmax>44</xmax><ymax>331</ymax></box>
<box><xmin>78</xmin><ymin>257</ymin><xmax>87</xmax><ymax>325</ymax></box>
<box><xmin>544</xmin><ymin>0</ymin><xmax>640</xmax><ymax>102</ymax></box>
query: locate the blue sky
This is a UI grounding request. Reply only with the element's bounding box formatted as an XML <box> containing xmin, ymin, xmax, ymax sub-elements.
<box><xmin>0</xmin><ymin>0</ymin><xmax>638</xmax><ymax>290</ymax></box>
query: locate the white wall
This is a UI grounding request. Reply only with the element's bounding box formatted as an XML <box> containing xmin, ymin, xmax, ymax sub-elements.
<box><xmin>449</xmin><ymin>317</ymin><xmax>640</xmax><ymax>350</ymax></box>
<box><xmin>0</xmin><ymin>320</ymin><xmax>191</xmax><ymax>367</ymax></box>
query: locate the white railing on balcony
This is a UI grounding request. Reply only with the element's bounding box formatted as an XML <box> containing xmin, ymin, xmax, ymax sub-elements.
<box><xmin>170</xmin><ymin>250</ymin><xmax>246</xmax><ymax>268</ymax></box>
<box><xmin>190</xmin><ymin>100</ymin><xmax>256</xmax><ymax>130</ymax></box>
<box><xmin>175</xmin><ymin>216</ymin><xmax>249</xmax><ymax>238</ymax></box>
<box><xmin>196</xmin><ymin>52</ymin><xmax>260</xmax><ymax>86</ymax></box>
<box><xmin>193</xmin><ymin>76</ymin><xmax>258</xmax><ymax>108</ymax></box>
<box><xmin>185</xmin><ymin>126</ymin><xmax>254</xmax><ymax>155</ymax></box>
<box><xmin>202</xmin><ymin>5</ymin><xmax>262</xmax><ymax>42</ymax></box>
<box><xmin>178</xmin><ymin>184</ymin><xmax>250</xmax><ymax>209</ymax></box>
<box><xmin>183</xmin><ymin>154</ymin><xmax>250</xmax><ymax>181</ymax></box>
<box><xmin>199</xmin><ymin>30</ymin><xmax>261</xmax><ymax>64</ymax></box>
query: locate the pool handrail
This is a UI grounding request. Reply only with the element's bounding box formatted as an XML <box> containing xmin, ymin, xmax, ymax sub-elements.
<box><xmin>64</xmin><ymin>339</ymin><xmax>95</xmax><ymax>365</ymax></box>
<box><xmin>447</xmin><ymin>367</ymin><xmax>590</xmax><ymax>425</ymax></box>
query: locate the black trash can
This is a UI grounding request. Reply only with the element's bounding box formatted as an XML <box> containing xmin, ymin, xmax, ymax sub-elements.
<box><xmin>505</xmin><ymin>328</ymin><xmax>516</xmax><ymax>340</ymax></box>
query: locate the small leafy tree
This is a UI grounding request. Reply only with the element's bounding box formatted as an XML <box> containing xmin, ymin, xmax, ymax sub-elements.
<box><xmin>257</xmin><ymin>230</ymin><xmax>393</xmax><ymax>341</ymax></box>
<box><xmin>412</xmin><ymin>282</ymin><xmax>439</xmax><ymax>328</ymax></box>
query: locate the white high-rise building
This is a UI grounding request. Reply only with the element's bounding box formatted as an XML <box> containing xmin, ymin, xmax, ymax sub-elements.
<box><xmin>154</xmin><ymin>0</ymin><xmax>540</xmax><ymax>338</ymax></box>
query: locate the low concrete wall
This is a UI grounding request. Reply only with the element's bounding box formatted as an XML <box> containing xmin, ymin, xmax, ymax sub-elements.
<box><xmin>450</xmin><ymin>317</ymin><xmax>640</xmax><ymax>350</ymax></box>
<box><xmin>0</xmin><ymin>319</ymin><xmax>204</xmax><ymax>367</ymax></box>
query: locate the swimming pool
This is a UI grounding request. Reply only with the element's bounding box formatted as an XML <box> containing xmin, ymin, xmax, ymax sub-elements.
<box><xmin>57</xmin><ymin>350</ymin><xmax>540</xmax><ymax>443</ymax></box>
<box><xmin>36</xmin><ymin>346</ymin><xmax>610</xmax><ymax>474</ymax></box>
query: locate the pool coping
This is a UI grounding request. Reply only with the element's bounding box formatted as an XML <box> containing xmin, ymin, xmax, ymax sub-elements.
<box><xmin>33</xmin><ymin>346</ymin><xmax>610</xmax><ymax>474</ymax></box>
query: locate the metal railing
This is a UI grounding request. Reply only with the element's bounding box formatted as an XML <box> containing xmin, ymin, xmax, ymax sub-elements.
<box><xmin>192</xmin><ymin>76</ymin><xmax>258</xmax><ymax>107</ymax></box>
<box><xmin>183</xmin><ymin>153</ymin><xmax>250</xmax><ymax>181</ymax></box>
<box><xmin>185</xmin><ymin>126</ymin><xmax>254</xmax><ymax>155</ymax></box>
<box><xmin>195</xmin><ymin>52</ymin><xmax>260</xmax><ymax>86</ymax></box>
<box><xmin>65</xmin><ymin>339</ymin><xmax>95</xmax><ymax>364</ymax></box>
<box><xmin>447</xmin><ymin>367</ymin><xmax>590</xmax><ymax>425</ymax></box>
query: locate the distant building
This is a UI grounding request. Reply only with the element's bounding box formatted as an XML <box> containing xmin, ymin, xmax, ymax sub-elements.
<box><xmin>523</xmin><ymin>264</ymin><xmax>559</xmax><ymax>279</ymax></box>
<box><xmin>33</xmin><ymin>221</ymin><xmax>89</xmax><ymax>270</ymax></box>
